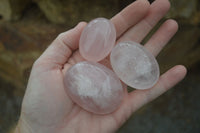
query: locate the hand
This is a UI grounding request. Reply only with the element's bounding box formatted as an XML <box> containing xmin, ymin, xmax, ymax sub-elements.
<box><xmin>15</xmin><ymin>0</ymin><xmax>187</xmax><ymax>133</ymax></box>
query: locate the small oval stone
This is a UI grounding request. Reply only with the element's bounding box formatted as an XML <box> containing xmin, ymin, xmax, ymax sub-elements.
<box><xmin>79</xmin><ymin>18</ymin><xmax>116</xmax><ymax>62</ymax></box>
<box><xmin>64</xmin><ymin>61</ymin><xmax>124</xmax><ymax>114</ymax></box>
<box><xmin>110</xmin><ymin>41</ymin><xmax>160</xmax><ymax>90</ymax></box>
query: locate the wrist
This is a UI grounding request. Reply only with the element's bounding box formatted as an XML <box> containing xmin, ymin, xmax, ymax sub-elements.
<box><xmin>14</xmin><ymin>124</ymin><xmax>20</xmax><ymax>133</ymax></box>
<box><xmin>13</xmin><ymin>118</ymin><xmax>32</xmax><ymax>133</ymax></box>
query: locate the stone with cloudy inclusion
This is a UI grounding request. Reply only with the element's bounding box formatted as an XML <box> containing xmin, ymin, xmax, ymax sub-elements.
<box><xmin>64</xmin><ymin>61</ymin><xmax>124</xmax><ymax>114</ymax></box>
<box><xmin>110</xmin><ymin>42</ymin><xmax>160</xmax><ymax>90</ymax></box>
<box><xmin>79</xmin><ymin>18</ymin><xmax>116</xmax><ymax>62</ymax></box>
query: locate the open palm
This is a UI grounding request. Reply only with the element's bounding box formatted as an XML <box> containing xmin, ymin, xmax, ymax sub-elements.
<box><xmin>16</xmin><ymin>0</ymin><xmax>187</xmax><ymax>133</ymax></box>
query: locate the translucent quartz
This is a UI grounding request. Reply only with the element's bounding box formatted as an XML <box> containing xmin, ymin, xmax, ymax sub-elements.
<box><xmin>79</xmin><ymin>18</ymin><xmax>116</xmax><ymax>62</ymax></box>
<box><xmin>64</xmin><ymin>61</ymin><xmax>124</xmax><ymax>114</ymax></box>
<box><xmin>110</xmin><ymin>42</ymin><xmax>160</xmax><ymax>90</ymax></box>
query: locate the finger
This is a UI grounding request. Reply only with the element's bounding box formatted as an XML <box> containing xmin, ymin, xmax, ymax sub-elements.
<box><xmin>112</xmin><ymin>65</ymin><xmax>186</xmax><ymax>126</ymax></box>
<box><xmin>118</xmin><ymin>0</ymin><xmax>170</xmax><ymax>43</ymax></box>
<box><xmin>128</xmin><ymin>65</ymin><xmax>187</xmax><ymax>113</ymax></box>
<box><xmin>35</xmin><ymin>22</ymin><xmax>87</xmax><ymax>68</ymax></box>
<box><xmin>111</xmin><ymin>0</ymin><xmax>150</xmax><ymax>38</ymax></box>
<box><xmin>144</xmin><ymin>19</ymin><xmax>178</xmax><ymax>56</ymax></box>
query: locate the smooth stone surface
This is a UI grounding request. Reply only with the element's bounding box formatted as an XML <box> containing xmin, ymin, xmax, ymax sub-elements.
<box><xmin>110</xmin><ymin>42</ymin><xmax>160</xmax><ymax>90</ymax></box>
<box><xmin>79</xmin><ymin>18</ymin><xmax>116</xmax><ymax>62</ymax></box>
<box><xmin>64</xmin><ymin>61</ymin><xmax>124</xmax><ymax>114</ymax></box>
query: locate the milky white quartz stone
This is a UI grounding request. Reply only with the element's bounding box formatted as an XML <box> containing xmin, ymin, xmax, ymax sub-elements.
<box><xmin>110</xmin><ymin>42</ymin><xmax>160</xmax><ymax>90</ymax></box>
<box><xmin>79</xmin><ymin>18</ymin><xmax>116</xmax><ymax>62</ymax></box>
<box><xmin>64</xmin><ymin>61</ymin><xmax>124</xmax><ymax>114</ymax></box>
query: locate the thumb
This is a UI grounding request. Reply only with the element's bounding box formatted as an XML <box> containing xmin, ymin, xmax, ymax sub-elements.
<box><xmin>34</xmin><ymin>22</ymin><xmax>87</xmax><ymax>69</ymax></box>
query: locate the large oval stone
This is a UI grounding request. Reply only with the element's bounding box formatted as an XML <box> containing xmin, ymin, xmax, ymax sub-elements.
<box><xmin>64</xmin><ymin>61</ymin><xmax>124</xmax><ymax>114</ymax></box>
<box><xmin>110</xmin><ymin>42</ymin><xmax>160</xmax><ymax>90</ymax></box>
<box><xmin>79</xmin><ymin>18</ymin><xmax>116</xmax><ymax>62</ymax></box>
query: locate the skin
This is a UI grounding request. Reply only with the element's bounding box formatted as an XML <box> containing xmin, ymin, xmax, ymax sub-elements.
<box><xmin>15</xmin><ymin>0</ymin><xmax>187</xmax><ymax>133</ymax></box>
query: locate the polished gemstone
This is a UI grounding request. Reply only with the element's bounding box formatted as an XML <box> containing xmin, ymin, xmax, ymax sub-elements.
<box><xmin>110</xmin><ymin>41</ymin><xmax>160</xmax><ymax>90</ymax></box>
<box><xmin>64</xmin><ymin>61</ymin><xmax>124</xmax><ymax>114</ymax></box>
<box><xmin>79</xmin><ymin>18</ymin><xmax>116</xmax><ymax>62</ymax></box>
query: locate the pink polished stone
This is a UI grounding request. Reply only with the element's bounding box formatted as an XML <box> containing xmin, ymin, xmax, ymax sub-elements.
<box><xmin>64</xmin><ymin>61</ymin><xmax>124</xmax><ymax>114</ymax></box>
<box><xmin>79</xmin><ymin>18</ymin><xmax>116</xmax><ymax>62</ymax></box>
<box><xmin>110</xmin><ymin>42</ymin><xmax>160</xmax><ymax>90</ymax></box>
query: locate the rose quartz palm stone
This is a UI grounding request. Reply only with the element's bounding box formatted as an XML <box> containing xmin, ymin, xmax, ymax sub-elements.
<box><xmin>110</xmin><ymin>41</ymin><xmax>160</xmax><ymax>90</ymax></box>
<box><xmin>79</xmin><ymin>18</ymin><xmax>116</xmax><ymax>62</ymax></box>
<box><xmin>64</xmin><ymin>61</ymin><xmax>124</xmax><ymax>114</ymax></box>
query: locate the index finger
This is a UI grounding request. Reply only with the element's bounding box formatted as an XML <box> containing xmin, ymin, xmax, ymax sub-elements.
<box><xmin>111</xmin><ymin>0</ymin><xmax>150</xmax><ymax>38</ymax></box>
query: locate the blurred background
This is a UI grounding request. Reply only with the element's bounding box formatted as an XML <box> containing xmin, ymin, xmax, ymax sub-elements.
<box><xmin>0</xmin><ymin>0</ymin><xmax>200</xmax><ymax>132</ymax></box>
